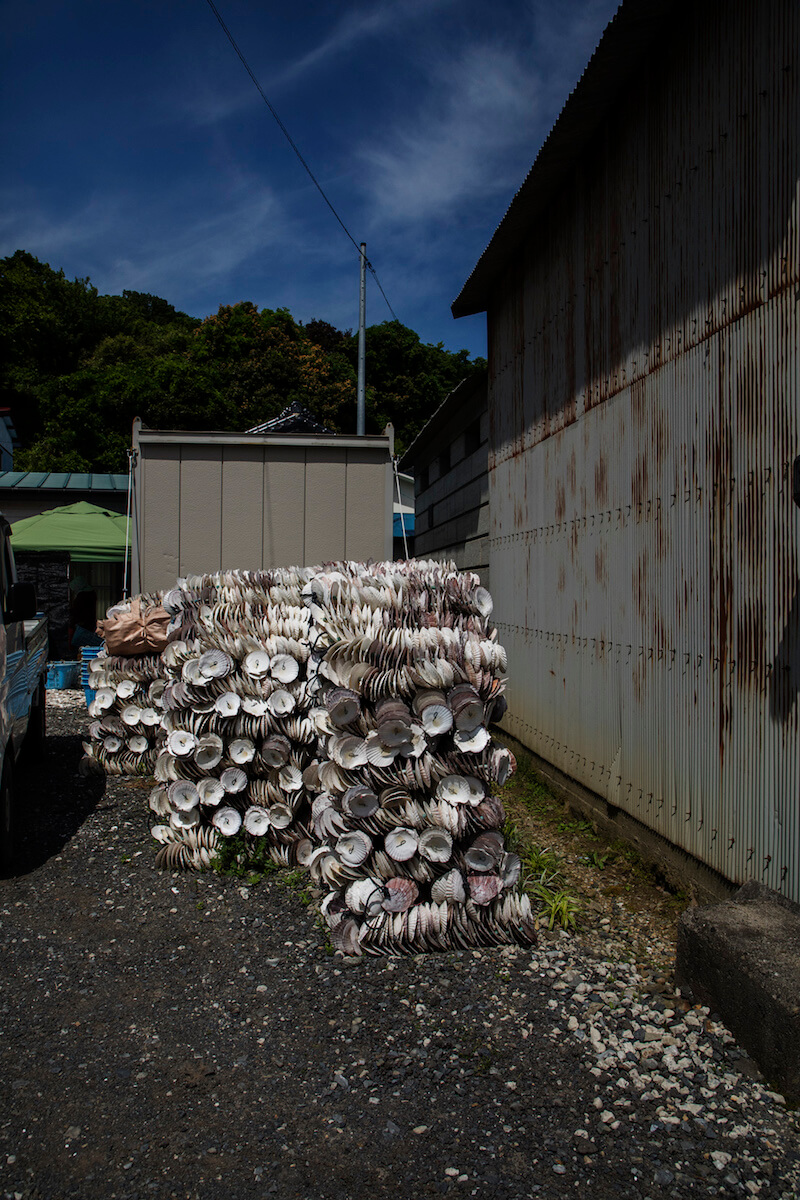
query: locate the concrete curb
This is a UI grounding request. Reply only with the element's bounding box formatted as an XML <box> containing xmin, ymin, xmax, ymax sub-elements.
<box><xmin>675</xmin><ymin>881</ymin><xmax>800</xmax><ymax>1104</ymax></box>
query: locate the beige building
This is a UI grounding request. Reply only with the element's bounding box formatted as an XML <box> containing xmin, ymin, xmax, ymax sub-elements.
<box><xmin>131</xmin><ymin>418</ymin><xmax>395</xmax><ymax>594</ymax></box>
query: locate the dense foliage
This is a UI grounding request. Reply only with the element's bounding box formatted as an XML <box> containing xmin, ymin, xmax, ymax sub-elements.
<box><xmin>0</xmin><ymin>251</ymin><xmax>484</xmax><ymax>472</ymax></box>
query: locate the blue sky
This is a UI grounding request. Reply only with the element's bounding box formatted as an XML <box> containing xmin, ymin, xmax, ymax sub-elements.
<box><xmin>1</xmin><ymin>0</ymin><xmax>619</xmax><ymax>358</ymax></box>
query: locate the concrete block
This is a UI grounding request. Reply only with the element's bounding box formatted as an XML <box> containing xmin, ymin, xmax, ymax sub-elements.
<box><xmin>675</xmin><ymin>881</ymin><xmax>800</xmax><ymax>1103</ymax></box>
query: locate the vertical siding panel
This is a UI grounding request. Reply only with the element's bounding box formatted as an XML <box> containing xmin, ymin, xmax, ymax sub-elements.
<box><xmin>179</xmin><ymin>446</ymin><xmax>222</xmax><ymax>578</ymax></box>
<box><xmin>262</xmin><ymin>448</ymin><xmax>306</xmax><ymax>567</ymax></box>
<box><xmin>305</xmin><ymin>450</ymin><xmax>347</xmax><ymax>564</ymax></box>
<box><xmin>220</xmin><ymin>446</ymin><xmax>264</xmax><ymax>569</ymax></box>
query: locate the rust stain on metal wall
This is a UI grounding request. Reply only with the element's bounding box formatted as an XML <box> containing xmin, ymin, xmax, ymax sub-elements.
<box><xmin>487</xmin><ymin>0</ymin><xmax>800</xmax><ymax>902</ymax></box>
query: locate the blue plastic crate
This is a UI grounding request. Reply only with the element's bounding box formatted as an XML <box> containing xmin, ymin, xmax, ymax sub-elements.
<box><xmin>46</xmin><ymin>661</ymin><xmax>80</xmax><ymax>689</ymax></box>
<box><xmin>80</xmin><ymin>646</ymin><xmax>101</xmax><ymax>686</ymax></box>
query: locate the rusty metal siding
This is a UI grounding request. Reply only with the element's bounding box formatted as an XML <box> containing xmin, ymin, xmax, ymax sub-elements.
<box><xmin>488</xmin><ymin>0</ymin><xmax>799</xmax><ymax>899</ymax></box>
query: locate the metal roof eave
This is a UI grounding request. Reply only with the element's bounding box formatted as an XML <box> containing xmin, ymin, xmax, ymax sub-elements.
<box><xmin>451</xmin><ymin>0</ymin><xmax>678</xmax><ymax>318</ymax></box>
<box><xmin>399</xmin><ymin>372</ymin><xmax>487</xmax><ymax>471</ymax></box>
<box><xmin>135</xmin><ymin>429</ymin><xmax>392</xmax><ymax>452</ymax></box>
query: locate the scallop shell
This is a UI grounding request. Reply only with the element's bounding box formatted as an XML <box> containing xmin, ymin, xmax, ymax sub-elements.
<box><xmin>126</xmin><ymin>734</ymin><xmax>150</xmax><ymax>755</ymax></box>
<box><xmin>171</xmin><ymin>807</ymin><xmax>200</xmax><ymax>830</ymax></box>
<box><xmin>436</xmin><ymin>775</ymin><xmax>473</xmax><ymax>805</ymax></box>
<box><xmin>325</xmin><ymin>687</ymin><xmax>361</xmax><ymax>727</ymax></box>
<box><xmin>167</xmin><ymin>729</ymin><xmax>197</xmax><ymax>757</ymax></box>
<box><xmin>448</xmin><ymin>684</ymin><xmax>485</xmax><ymax>731</ymax></box>
<box><xmin>229</xmin><ymin>737</ymin><xmax>256</xmax><ymax>765</ymax></box>
<box><xmin>242</xmin><ymin>649</ymin><xmax>271</xmax><ymax>678</ymax></box>
<box><xmin>453</xmin><ymin>725</ymin><xmax>490</xmax><ymax>753</ymax></box>
<box><xmin>267</xmin><ymin>802</ymin><xmax>294</xmax><ymax>829</ymax></box>
<box><xmin>345</xmin><ymin>878</ymin><xmax>384</xmax><ymax>917</ymax></box>
<box><xmin>278</xmin><ymin>763</ymin><xmax>303</xmax><ymax>792</ymax></box>
<box><xmin>491</xmin><ymin>746</ymin><xmax>515</xmax><ymax>785</ymax></box>
<box><xmin>148</xmin><ymin>785</ymin><xmax>171</xmax><ymax>816</ymax></box>
<box><xmin>331</xmin><ymin>918</ymin><xmax>362</xmax><ymax>957</ymax></box>
<box><xmin>214</xmin><ymin>691</ymin><xmax>241</xmax><ymax>718</ymax></box>
<box><xmin>181</xmin><ymin>658</ymin><xmax>206</xmax><ymax>686</ymax></box>
<box><xmin>467</xmin><ymin>872</ymin><xmax>502</xmax><ymax>905</ymax></box>
<box><xmin>197</xmin><ymin>777</ymin><xmax>226</xmax><ymax>806</ymax></box>
<box><xmin>420</xmin><ymin>704</ymin><xmax>453</xmax><ymax>736</ymax></box>
<box><xmin>199</xmin><ymin>649</ymin><xmax>235</xmax><ymax>680</ymax></box>
<box><xmin>336</xmin><ymin>830</ymin><xmax>373</xmax><ymax>866</ymax></box>
<box><xmin>500</xmin><ymin>852</ymin><xmax>522</xmax><ymax>889</ymax></box>
<box><xmin>266</xmin><ymin>688</ymin><xmax>295</xmax><ymax>717</ymax></box>
<box><xmin>92</xmin><ymin>687</ymin><xmax>116</xmax><ymax>713</ymax></box>
<box><xmin>195</xmin><ymin>734</ymin><xmax>224</xmax><ymax>770</ymax></box>
<box><xmin>417</xmin><ymin>827</ymin><xmax>453</xmax><ymax>863</ymax></box>
<box><xmin>332</xmin><ymin>735</ymin><xmax>368</xmax><ymax>770</ymax></box>
<box><xmin>115</xmin><ymin>678</ymin><xmax>137</xmax><ymax>700</ymax></box>
<box><xmin>212</xmin><ymin>806</ymin><xmax>242</xmax><ymax>836</ymax></box>
<box><xmin>220</xmin><ymin>766</ymin><xmax>248</xmax><ymax>793</ymax></box>
<box><xmin>243</xmin><ymin>806</ymin><xmax>271</xmax><ymax>836</ymax></box>
<box><xmin>241</xmin><ymin>696</ymin><xmax>269</xmax><ymax>717</ymax></box>
<box><xmin>154</xmin><ymin>751</ymin><xmax>180</xmax><ymax>783</ymax></box>
<box><xmin>120</xmin><ymin>704</ymin><xmax>143</xmax><ymax>727</ymax></box>
<box><xmin>384</xmin><ymin>827</ymin><xmax>419</xmax><ymax>862</ymax></box>
<box><xmin>430</xmin><ymin>868</ymin><xmax>467</xmax><ymax>905</ymax></box>
<box><xmin>341</xmin><ymin>785</ymin><xmax>379</xmax><ymax>819</ymax></box>
<box><xmin>364</xmin><ymin>733</ymin><xmax>397</xmax><ymax>767</ymax></box>
<box><xmin>381</xmin><ymin>877</ymin><xmax>418</xmax><ymax>913</ymax></box>
<box><xmin>168</xmin><ymin>779</ymin><xmax>201</xmax><ymax>811</ymax></box>
<box><xmin>261</xmin><ymin>734</ymin><xmax>291</xmax><ymax>768</ymax></box>
<box><xmin>463</xmin><ymin>846</ymin><xmax>496</xmax><ymax>873</ymax></box>
<box><xmin>270</xmin><ymin>653</ymin><xmax>299</xmax><ymax>683</ymax></box>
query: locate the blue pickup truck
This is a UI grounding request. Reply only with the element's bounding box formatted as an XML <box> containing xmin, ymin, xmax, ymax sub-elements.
<box><xmin>0</xmin><ymin>515</ymin><xmax>48</xmax><ymax>871</ymax></box>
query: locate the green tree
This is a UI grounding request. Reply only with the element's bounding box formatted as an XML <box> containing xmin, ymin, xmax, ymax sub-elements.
<box><xmin>1</xmin><ymin>251</ymin><xmax>485</xmax><ymax>472</ymax></box>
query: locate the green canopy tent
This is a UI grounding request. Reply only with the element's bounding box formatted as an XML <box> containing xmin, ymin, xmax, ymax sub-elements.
<box><xmin>10</xmin><ymin>501</ymin><xmax>130</xmax><ymax>562</ymax></box>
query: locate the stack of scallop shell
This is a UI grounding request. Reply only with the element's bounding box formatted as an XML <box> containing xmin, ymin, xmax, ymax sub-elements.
<box><xmin>145</xmin><ymin>568</ymin><xmax>320</xmax><ymax>874</ymax></box>
<box><xmin>82</xmin><ymin>562</ymin><xmax>534</xmax><ymax>952</ymax></box>
<box><xmin>81</xmin><ymin>594</ymin><xmax>166</xmax><ymax>777</ymax></box>
<box><xmin>297</xmin><ymin>560</ymin><xmax>536</xmax><ymax>954</ymax></box>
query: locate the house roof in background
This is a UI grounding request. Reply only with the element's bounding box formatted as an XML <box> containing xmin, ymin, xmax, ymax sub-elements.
<box><xmin>399</xmin><ymin>373</ymin><xmax>487</xmax><ymax>471</ymax></box>
<box><xmin>0</xmin><ymin>471</ymin><xmax>128</xmax><ymax>491</ymax></box>
<box><xmin>451</xmin><ymin>0</ymin><xmax>677</xmax><ymax>317</ymax></box>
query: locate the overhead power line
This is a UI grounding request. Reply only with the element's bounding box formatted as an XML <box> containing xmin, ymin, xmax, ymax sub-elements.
<box><xmin>204</xmin><ymin>0</ymin><xmax>399</xmax><ymax>322</ymax></box>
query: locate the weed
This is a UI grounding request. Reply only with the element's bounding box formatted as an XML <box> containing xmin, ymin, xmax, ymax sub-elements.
<box><xmin>522</xmin><ymin>845</ymin><xmax>564</xmax><ymax>880</ymax></box>
<box><xmin>502</xmin><ymin>816</ymin><xmax>521</xmax><ymax>850</ymax></box>
<box><xmin>211</xmin><ymin>832</ymin><xmax>283</xmax><ymax>880</ymax></box>
<box><xmin>531</xmin><ymin>881</ymin><xmax>581</xmax><ymax>930</ymax></box>
<box><xmin>580</xmin><ymin>849</ymin><xmax>614</xmax><ymax>870</ymax></box>
<box><xmin>557</xmin><ymin>817</ymin><xmax>597</xmax><ymax>839</ymax></box>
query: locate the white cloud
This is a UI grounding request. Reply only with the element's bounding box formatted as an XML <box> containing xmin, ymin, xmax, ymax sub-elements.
<box><xmin>271</xmin><ymin>0</ymin><xmax>453</xmax><ymax>89</ymax></box>
<box><xmin>0</xmin><ymin>178</ymin><xmax>295</xmax><ymax>314</ymax></box>
<box><xmin>358</xmin><ymin>41</ymin><xmax>541</xmax><ymax>226</ymax></box>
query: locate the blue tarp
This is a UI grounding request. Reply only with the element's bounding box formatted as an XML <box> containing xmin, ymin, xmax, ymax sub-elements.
<box><xmin>393</xmin><ymin>512</ymin><xmax>415</xmax><ymax>536</ymax></box>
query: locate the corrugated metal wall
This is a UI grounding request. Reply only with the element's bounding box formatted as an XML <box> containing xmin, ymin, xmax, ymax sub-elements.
<box><xmin>132</xmin><ymin>432</ymin><xmax>394</xmax><ymax>594</ymax></box>
<box><xmin>412</xmin><ymin>406</ymin><xmax>490</xmax><ymax>589</ymax></box>
<box><xmin>488</xmin><ymin>0</ymin><xmax>800</xmax><ymax>898</ymax></box>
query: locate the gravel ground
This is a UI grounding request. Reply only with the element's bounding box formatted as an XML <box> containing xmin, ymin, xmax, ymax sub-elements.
<box><xmin>0</xmin><ymin>693</ymin><xmax>798</xmax><ymax>1200</ymax></box>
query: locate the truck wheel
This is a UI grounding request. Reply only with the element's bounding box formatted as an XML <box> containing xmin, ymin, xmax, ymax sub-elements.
<box><xmin>0</xmin><ymin>760</ymin><xmax>13</xmax><ymax>874</ymax></box>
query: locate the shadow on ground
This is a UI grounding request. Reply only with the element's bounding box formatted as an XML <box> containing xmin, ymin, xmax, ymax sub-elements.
<box><xmin>3</xmin><ymin>729</ymin><xmax>107</xmax><ymax>878</ymax></box>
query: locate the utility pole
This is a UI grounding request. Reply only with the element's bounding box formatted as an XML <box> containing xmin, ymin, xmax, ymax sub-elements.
<box><xmin>357</xmin><ymin>242</ymin><xmax>366</xmax><ymax>435</ymax></box>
